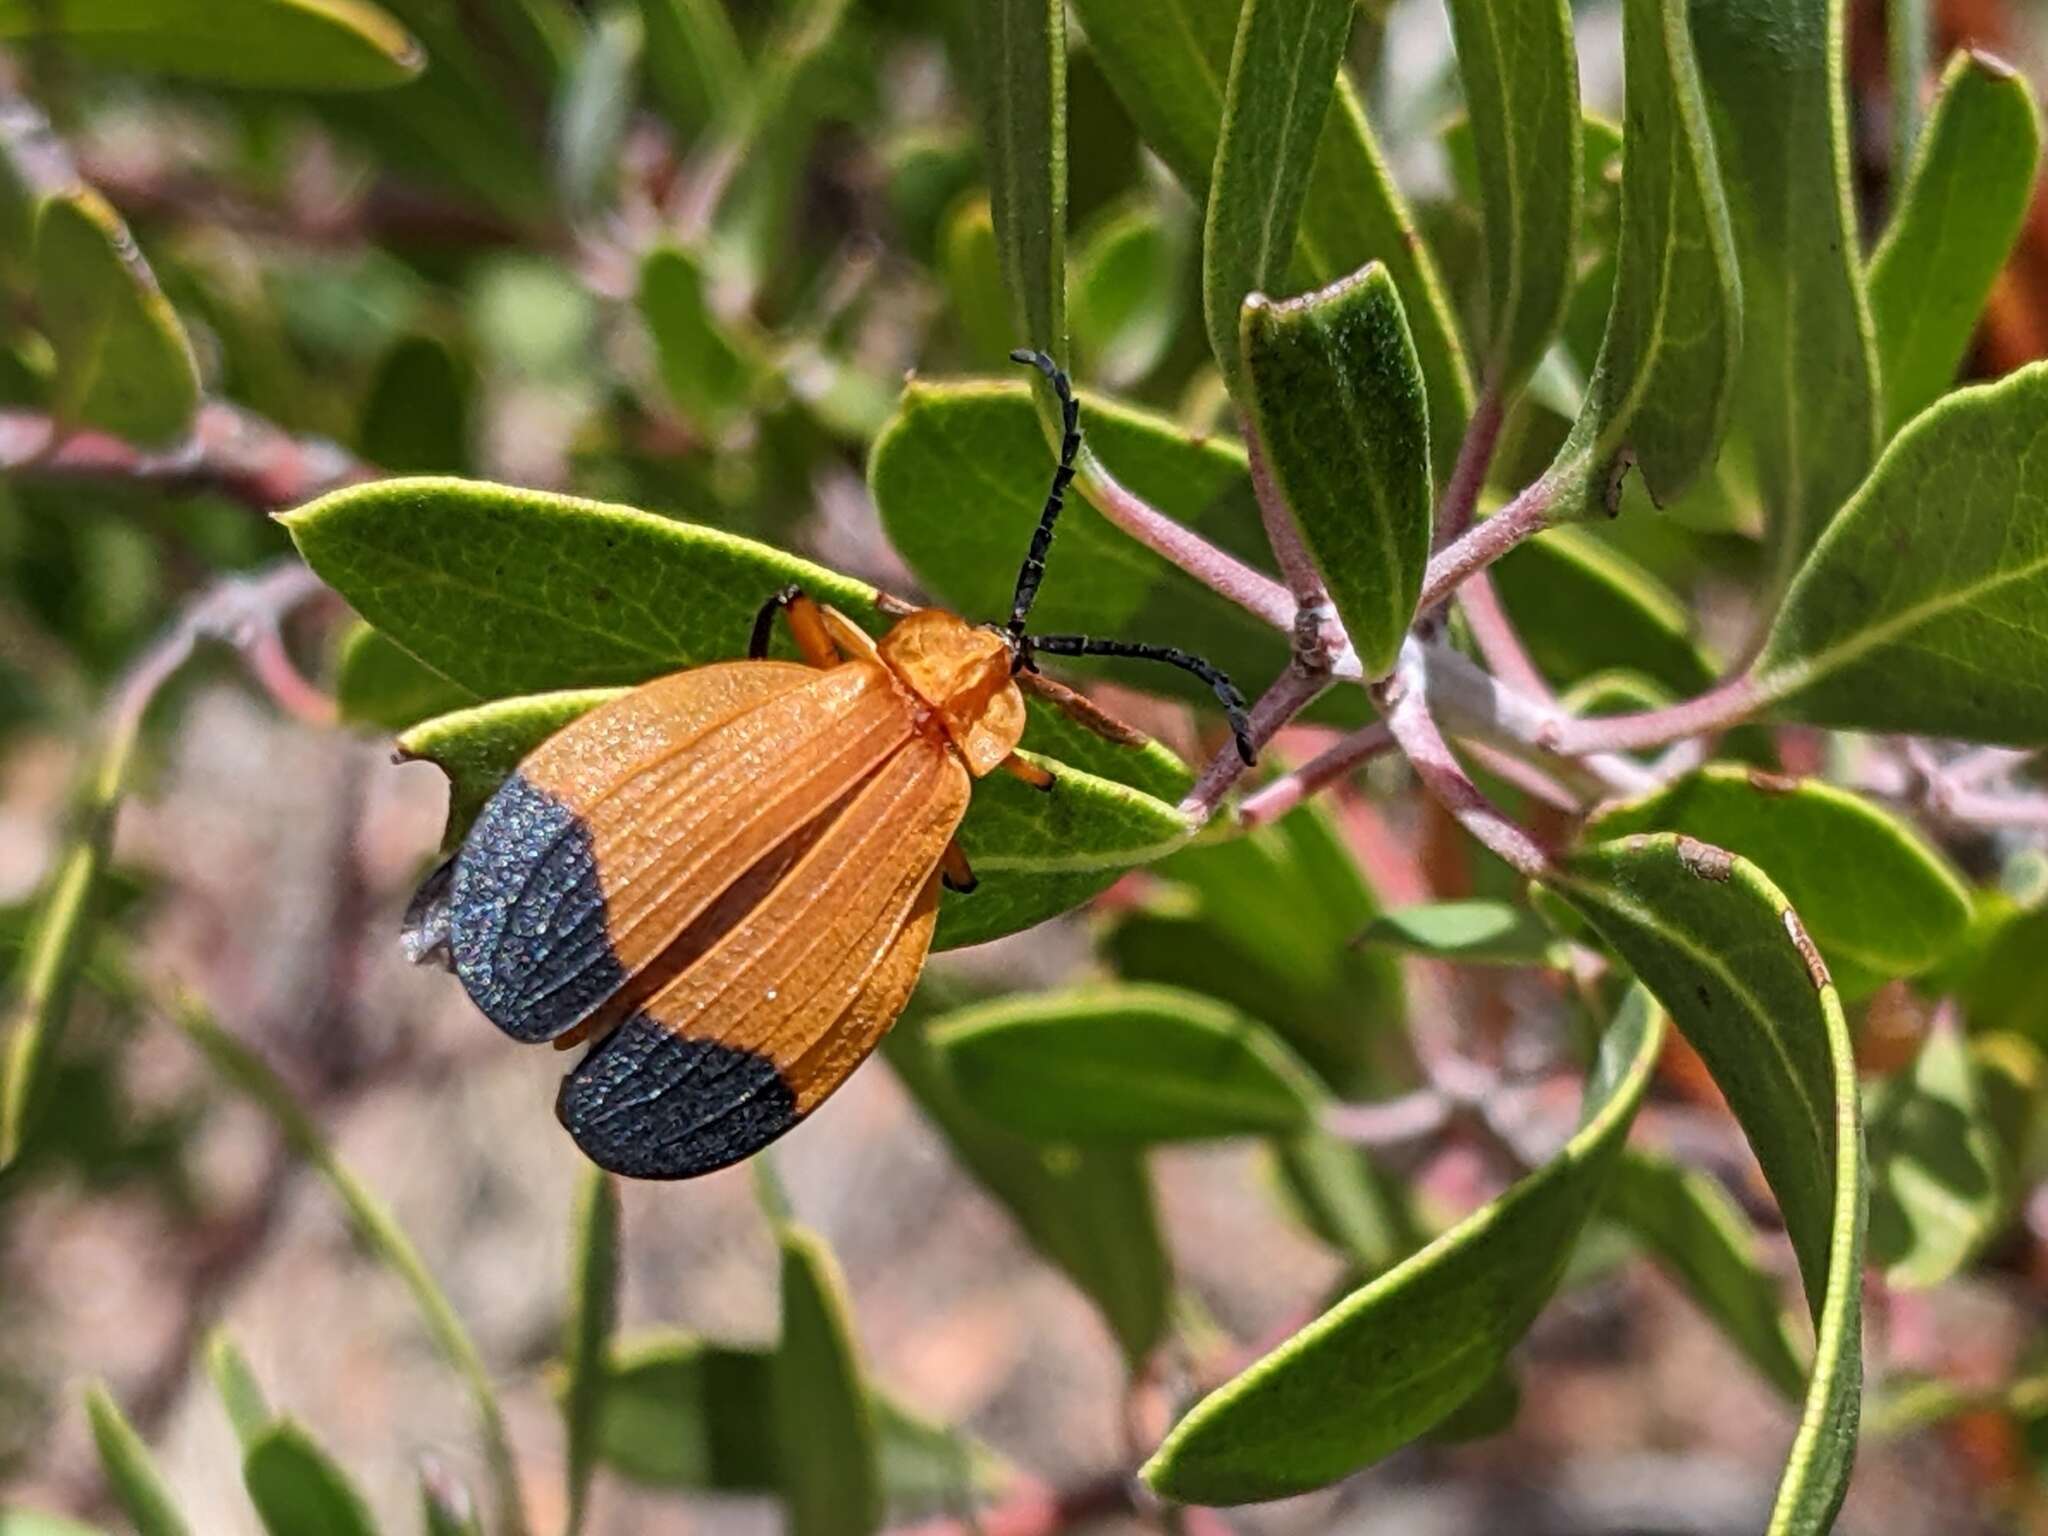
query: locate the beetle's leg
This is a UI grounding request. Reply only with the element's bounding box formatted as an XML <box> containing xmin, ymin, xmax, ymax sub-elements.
<box><xmin>750</xmin><ymin>584</ymin><xmax>843</xmax><ymax>669</ymax></box>
<box><xmin>1014</xmin><ymin>667</ymin><xmax>1151</xmax><ymax>748</ymax></box>
<box><xmin>999</xmin><ymin>754</ymin><xmax>1055</xmax><ymax>791</ymax></box>
<box><xmin>940</xmin><ymin>840</ymin><xmax>978</xmax><ymax>893</ymax></box>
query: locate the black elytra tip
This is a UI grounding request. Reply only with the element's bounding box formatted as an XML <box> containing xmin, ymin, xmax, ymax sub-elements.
<box><xmin>556</xmin><ymin>1012</ymin><xmax>800</xmax><ymax>1179</ymax></box>
<box><xmin>448</xmin><ymin>773</ymin><xmax>629</xmax><ymax>1044</ymax></box>
<box><xmin>942</xmin><ymin>869</ymin><xmax>980</xmax><ymax>893</ymax></box>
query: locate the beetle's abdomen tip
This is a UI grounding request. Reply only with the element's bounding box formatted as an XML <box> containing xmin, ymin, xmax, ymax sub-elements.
<box><xmin>556</xmin><ymin>1012</ymin><xmax>800</xmax><ymax>1179</ymax></box>
<box><xmin>448</xmin><ymin>772</ymin><xmax>628</xmax><ymax>1044</ymax></box>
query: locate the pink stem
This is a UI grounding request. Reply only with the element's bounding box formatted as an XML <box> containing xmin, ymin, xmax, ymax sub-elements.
<box><xmin>1179</xmin><ymin>663</ymin><xmax>1332</xmax><ymax>824</ymax></box>
<box><xmin>1417</xmin><ymin>474</ymin><xmax>1554</xmax><ymax>615</ymax></box>
<box><xmin>1077</xmin><ymin>448</ymin><xmax>1296</xmax><ymax>632</ymax></box>
<box><xmin>1376</xmin><ymin>648</ymin><xmax>1554</xmax><ymax>880</ymax></box>
<box><xmin>1433</xmin><ymin>382</ymin><xmax>1506</xmax><ymax>551</ymax></box>
<box><xmin>1539</xmin><ymin>672</ymin><xmax>1765</xmax><ymax>756</ymax></box>
<box><xmin>1237</xmin><ymin>722</ymin><xmax>1395</xmax><ymax>828</ymax></box>
<box><xmin>1456</xmin><ymin>569</ymin><xmax>1551</xmax><ymax>701</ymax></box>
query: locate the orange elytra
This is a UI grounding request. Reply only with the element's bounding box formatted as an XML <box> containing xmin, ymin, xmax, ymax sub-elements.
<box><xmin>408</xmin><ymin>352</ymin><xmax>1256</xmax><ymax>1179</ymax></box>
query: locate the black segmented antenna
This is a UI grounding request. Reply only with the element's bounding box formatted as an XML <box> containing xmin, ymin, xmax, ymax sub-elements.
<box><xmin>1024</xmin><ymin>634</ymin><xmax>1256</xmax><ymax>765</ymax></box>
<box><xmin>1005</xmin><ymin>348</ymin><xmax>1081</xmax><ymax>640</ymax></box>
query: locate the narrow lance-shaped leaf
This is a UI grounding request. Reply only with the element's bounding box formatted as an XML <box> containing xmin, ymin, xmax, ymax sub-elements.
<box><xmin>1</xmin><ymin>725</ymin><xmax>135</xmax><ymax>1169</ymax></box>
<box><xmin>172</xmin><ymin>1000</ymin><xmax>529</xmax><ymax>1536</ymax></box>
<box><xmin>884</xmin><ymin>1017</ymin><xmax>1170</xmax><ymax>1367</ymax></box>
<box><xmin>34</xmin><ymin>189</ymin><xmax>200</xmax><ymax>447</ymax></box>
<box><xmin>1866</xmin><ymin>1020</ymin><xmax>2001</xmax><ymax>1289</ymax></box>
<box><xmin>1588</xmin><ymin>765</ymin><xmax>1972</xmax><ymax>993</ymax></box>
<box><xmin>1069</xmin><ymin>0</ymin><xmax>1473</xmax><ymax>481</ymax></box>
<box><xmin>976</xmin><ymin>0</ymin><xmax>1067</xmax><ymax>382</ymax></box>
<box><xmin>242</xmin><ymin>1423</ymin><xmax>376</xmax><ymax>1536</ymax></box>
<box><xmin>563</xmin><ymin>1170</ymin><xmax>621</xmax><ymax>1536</ymax></box>
<box><xmin>1142</xmin><ymin>986</ymin><xmax>1665</xmax><ymax>1503</ymax></box>
<box><xmin>640</xmin><ymin>244</ymin><xmax>758</xmax><ymax>431</ymax></box>
<box><xmin>579</xmin><ymin>1330</ymin><xmax>1011</xmax><ymax>1509</ymax></box>
<box><xmin>1691</xmin><ymin>0</ymin><xmax>1880</xmax><ymax>583</ymax></box>
<box><xmin>1539</xmin><ymin>0</ymin><xmax>1740</xmax><ymax>521</ymax></box>
<box><xmin>1358</xmin><ymin>900</ymin><xmax>1564</xmax><ymax>967</ymax></box>
<box><xmin>551</xmin><ymin>4</ymin><xmax>643</xmax><ymax>215</ymax></box>
<box><xmin>1868</xmin><ymin>50</ymin><xmax>2041</xmax><ymax>436</ymax></box>
<box><xmin>774</xmin><ymin>1227</ymin><xmax>884</xmax><ymax>1536</ymax></box>
<box><xmin>636</xmin><ymin>0</ymin><xmax>747</xmax><ymax>142</ymax></box>
<box><xmin>204</xmin><ymin>1331</ymin><xmax>272</xmax><ymax>1448</ymax></box>
<box><xmin>1241</xmin><ymin>263</ymin><xmax>1432</xmax><ymax>679</ymax></box>
<box><xmin>0</xmin><ymin>0</ymin><xmax>423</xmax><ymax>90</ymax></box>
<box><xmin>84</xmin><ymin>1386</ymin><xmax>191</xmax><ymax>1536</ymax></box>
<box><xmin>1548</xmin><ymin>836</ymin><xmax>1863</xmax><ymax>1535</ymax></box>
<box><xmin>1201</xmin><ymin>0</ymin><xmax>1354</xmax><ymax>389</ymax></box>
<box><xmin>1443</xmin><ymin>0</ymin><xmax>1582</xmax><ymax>396</ymax></box>
<box><xmin>928</xmin><ymin>984</ymin><xmax>1324</xmax><ymax>1143</ymax></box>
<box><xmin>1753</xmin><ymin>363</ymin><xmax>2048</xmax><ymax>744</ymax></box>
<box><xmin>1604</xmin><ymin>1150</ymin><xmax>1807</xmax><ymax>1400</ymax></box>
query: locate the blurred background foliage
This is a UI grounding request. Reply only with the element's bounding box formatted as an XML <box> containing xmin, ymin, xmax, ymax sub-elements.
<box><xmin>3</xmin><ymin>0</ymin><xmax>2048</xmax><ymax>1532</ymax></box>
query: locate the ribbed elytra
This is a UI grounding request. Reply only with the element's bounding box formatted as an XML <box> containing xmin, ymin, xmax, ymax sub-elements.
<box><xmin>407</xmin><ymin>352</ymin><xmax>1258</xmax><ymax>1178</ymax></box>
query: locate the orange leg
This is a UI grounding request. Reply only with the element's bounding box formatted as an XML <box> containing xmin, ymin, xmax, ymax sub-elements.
<box><xmin>749</xmin><ymin>584</ymin><xmax>844</xmax><ymax>670</ymax></box>
<box><xmin>940</xmin><ymin>840</ymin><xmax>978</xmax><ymax>893</ymax></box>
<box><xmin>999</xmin><ymin>753</ymin><xmax>1055</xmax><ymax>791</ymax></box>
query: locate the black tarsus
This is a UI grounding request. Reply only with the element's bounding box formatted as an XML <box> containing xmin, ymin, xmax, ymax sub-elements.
<box><xmin>1024</xmin><ymin>634</ymin><xmax>1256</xmax><ymax>765</ymax></box>
<box><xmin>1006</xmin><ymin>349</ymin><xmax>1081</xmax><ymax>641</ymax></box>
<box><xmin>749</xmin><ymin>583</ymin><xmax>806</xmax><ymax>659</ymax></box>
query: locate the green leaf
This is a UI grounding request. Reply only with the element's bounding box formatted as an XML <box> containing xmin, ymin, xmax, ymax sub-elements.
<box><xmin>1359</xmin><ymin>900</ymin><xmax>1563</xmax><ymax>967</ymax></box>
<box><xmin>1200</xmin><ymin>0</ymin><xmax>1353</xmax><ymax>388</ymax></box>
<box><xmin>242</xmin><ymin>1423</ymin><xmax>376</xmax><ymax>1536</ymax></box>
<box><xmin>1443</xmin><ymin>0</ymin><xmax>1581</xmax><ymax>395</ymax></box>
<box><xmin>334</xmin><ymin>623</ymin><xmax>477</xmax><ymax>734</ymax></box>
<box><xmin>1866</xmin><ymin>1021</ymin><xmax>2001</xmax><ymax>1289</ymax></box>
<box><xmin>172</xmin><ymin>1000</ymin><xmax>527</xmax><ymax>1536</ymax></box>
<box><xmin>84</xmin><ymin>1385</ymin><xmax>190</xmax><ymax>1536</ymax></box>
<box><xmin>1690</xmin><ymin>0</ymin><xmax>1880</xmax><ymax>579</ymax></box>
<box><xmin>1270</xmin><ymin>1131</ymin><xmax>1420</xmax><ymax>1275</ymax></box>
<box><xmin>0</xmin><ymin>0</ymin><xmax>423</xmax><ymax>90</ymax></box>
<box><xmin>34</xmin><ymin>189</ymin><xmax>199</xmax><ymax>447</ymax></box>
<box><xmin>204</xmin><ymin>1331</ymin><xmax>272</xmax><ymax>1448</ymax></box>
<box><xmin>2</xmin><ymin>730</ymin><xmax>133</xmax><ymax>1170</ymax></box>
<box><xmin>1538</xmin><ymin>0</ymin><xmax>1740</xmax><ymax>520</ymax></box>
<box><xmin>1489</xmin><ymin>526</ymin><xmax>1716</xmax><ymax>697</ymax></box>
<box><xmin>1069</xmin><ymin>0</ymin><xmax>1473</xmax><ymax>482</ymax></box>
<box><xmin>870</xmin><ymin>379</ymin><xmax>1291</xmax><ymax>712</ymax></box>
<box><xmin>975</xmin><ymin>0</ymin><xmax>1067</xmax><ymax>370</ymax></box>
<box><xmin>418</xmin><ymin>1471</ymin><xmax>483</xmax><ymax>1536</ymax></box>
<box><xmin>1142</xmin><ymin>986</ymin><xmax>1664</xmax><ymax>1502</ymax></box>
<box><xmin>1549</xmin><ymin>835</ymin><xmax>1863</xmax><ymax>1534</ymax></box>
<box><xmin>929</xmin><ymin>983</ymin><xmax>1322</xmax><ymax>1143</ymax></box>
<box><xmin>637</xmin><ymin>0</ymin><xmax>747</xmax><ymax>141</ymax></box>
<box><xmin>582</xmin><ymin>1331</ymin><xmax>1008</xmax><ymax>1509</ymax></box>
<box><xmin>1604</xmin><ymin>1149</ymin><xmax>1806</xmax><ymax>1399</ymax></box>
<box><xmin>1240</xmin><ymin>263</ymin><xmax>1432</xmax><ymax>679</ymax></box>
<box><xmin>359</xmin><ymin>333</ymin><xmax>472</xmax><ymax>475</ymax></box>
<box><xmin>639</xmin><ymin>244</ymin><xmax>757</xmax><ymax>431</ymax></box>
<box><xmin>1587</xmin><ymin>765</ymin><xmax>1971</xmax><ymax>991</ymax></box>
<box><xmin>1111</xmin><ymin>799</ymin><xmax>1402</xmax><ymax>1096</ymax></box>
<box><xmin>774</xmin><ymin>1227</ymin><xmax>883</xmax><ymax>1536</ymax></box>
<box><xmin>393</xmin><ymin>686</ymin><xmax>1190</xmax><ymax>950</ymax></box>
<box><xmin>1754</xmin><ymin>363</ymin><xmax>2048</xmax><ymax>743</ymax></box>
<box><xmin>1868</xmin><ymin>49</ymin><xmax>2041</xmax><ymax>436</ymax></box>
<box><xmin>552</xmin><ymin>5</ymin><xmax>643</xmax><ymax>216</ymax></box>
<box><xmin>396</xmin><ymin>687</ymin><xmax>619</xmax><ymax>849</ymax></box>
<box><xmin>884</xmin><ymin>1018</ymin><xmax>1168</xmax><ymax>1366</ymax></box>
<box><xmin>938</xmin><ymin>196</ymin><xmax>1016</xmax><ymax>369</ymax></box>
<box><xmin>1071</xmin><ymin>197</ymin><xmax>1186</xmax><ymax>389</ymax></box>
<box><xmin>563</xmin><ymin>1169</ymin><xmax>620</xmax><ymax>1536</ymax></box>
<box><xmin>0</xmin><ymin>1514</ymin><xmax>108</xmax><ymax>1535</ymax></box>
